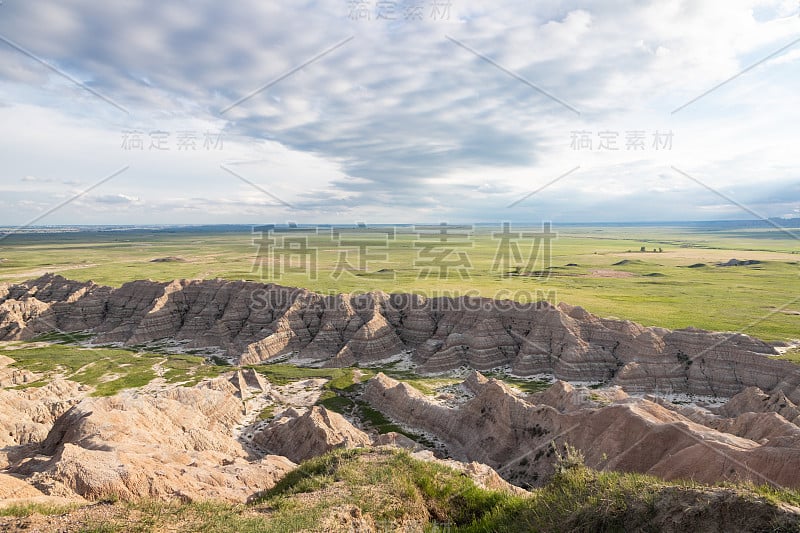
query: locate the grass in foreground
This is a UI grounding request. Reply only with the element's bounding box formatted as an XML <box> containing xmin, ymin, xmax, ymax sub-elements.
<box><xmin>6</xmin><ymin>447</ymin><xmax>800</xmax><ymax>532</ymax></box>
<box><xmin>0</xmin><ymin>503</ymin><xmax>80</xmax><ymax>517</ymax></box>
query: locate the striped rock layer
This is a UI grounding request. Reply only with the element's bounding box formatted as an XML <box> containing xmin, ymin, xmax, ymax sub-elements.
<box><xmin>1</xmin><ymin>274</ymin><xmax>795</xmax><ymax>401</ymax></box>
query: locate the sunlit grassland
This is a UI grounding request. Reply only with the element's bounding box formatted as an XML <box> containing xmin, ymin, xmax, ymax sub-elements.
<box><xmin>0</xmin><ymin>225</ymin><xmax>798</xmax><ymax>340</ymax></box>
<box><xmin>0</xmin><ymin>342</ymin><xmax>227</xmax><ymax>396</ymax></box>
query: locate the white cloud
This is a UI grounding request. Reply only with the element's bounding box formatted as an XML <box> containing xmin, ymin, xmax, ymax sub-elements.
<box><xmin>0</xmin><ymin>0</ymin><xmax>798</xmax><ymax>224</ymax></box>
<box><xmin>91</xmin><ymin>194</ymin><xmax>141</xmax><ymax>205</ymax></box>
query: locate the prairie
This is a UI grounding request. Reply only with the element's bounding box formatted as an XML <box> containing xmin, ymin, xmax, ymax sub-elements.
<box><xmin>1</xmin><ymin>223</ymin><xmax>798</xmax><ymax>341</ymax></box>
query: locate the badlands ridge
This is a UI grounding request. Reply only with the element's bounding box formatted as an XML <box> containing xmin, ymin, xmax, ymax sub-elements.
<box><xmin>1</xmin><ymin>274</ymin><xmax>795</xmax><ymax>400</ymax></box>
<box><xmin>0</xmin><ymin>274</ymin><xmax>799</xmax><ymax>518</ymax></box>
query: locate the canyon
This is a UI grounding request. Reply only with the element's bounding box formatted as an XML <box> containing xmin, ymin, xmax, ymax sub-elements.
<box><xmin>1</xmin><ymin>275</ymin><xmax>800</xmax><ymax>529</ymax></box>
<box><xmin>1</xmin><ymin>274</ymin><xmax>795</xmax><ymax>401</ymax></box>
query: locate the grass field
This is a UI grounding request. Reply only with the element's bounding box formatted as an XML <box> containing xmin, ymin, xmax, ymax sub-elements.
<box><xmin>0</xmin><ymin>223</ymin><xmax>798</xmax><ymax>341</ymax></box>
<box><xmin>0</xmin><ymin>342</ymin><xmax>227</xmax><ymax>396</ymax></box>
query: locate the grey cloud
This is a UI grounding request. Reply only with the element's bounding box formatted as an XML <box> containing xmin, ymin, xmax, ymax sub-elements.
<box><xmin>91</xmin><ymin>194</ymin><xmax>140</xmax><ymax>205</ymax></box>
<box><xmin>0</xmin><ymin>1</ymin><xmax>797</xmax><ymax>222</ymax></box>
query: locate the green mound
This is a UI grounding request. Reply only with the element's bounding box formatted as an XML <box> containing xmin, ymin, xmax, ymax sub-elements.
<box><xmin>612</xmin><ymin>259</ymin><xmax>650</xmax><ymax>266</ymax></box>
<box><xmin>149</xmin><ymin>256</ymin><xmax>187</xmax><ymax>263</ymax></box>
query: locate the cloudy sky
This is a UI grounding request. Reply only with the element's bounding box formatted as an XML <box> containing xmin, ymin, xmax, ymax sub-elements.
<box><xmin>0</xmin><ymin>0</ymin><xmax>799</xmax><ymax>225</ymax></box>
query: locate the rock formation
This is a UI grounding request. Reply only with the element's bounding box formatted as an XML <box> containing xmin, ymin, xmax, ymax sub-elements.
<box><xmin>1</xmin><ymin>275</ymin><xmax>795</xmax><ymax>401</ymax></box>
<box><xmin>253</xmin><ymin>406</ymin><xmax>371</xmax><ymax>463</ymax></box>
<box><xmin>7</xmin><ymin>384</ymin><xmax>295</xmax><ymax>502</ymax></box>
<box><xmin>0</xmin><ymin>379</ymin><xmax>85</xmax><ymax>449</ymax></box>
<box><xmin>364</xmin><ymin>372</ymin><xmax>800</xmax><ymax>489</ymax></box>
<box><xmin>227</xmin><ymin>368</ymin><xmax>270</xmax><ymax>399</ymax></box>
<box><xmin>0</xmin><ymin>354</ymin><xmax>37</xmax><ymax>388</ymax></box>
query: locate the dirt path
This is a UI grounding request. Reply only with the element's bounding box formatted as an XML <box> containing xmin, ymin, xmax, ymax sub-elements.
<box><xmin>583</xmin><ymin>269</ymin><xmax>636</xmax><ymax>278</ymax></box>
<box><xmin>66</xmin><ymin>360</ymin><xmax>100</xmax><ymax>379</ymax></box>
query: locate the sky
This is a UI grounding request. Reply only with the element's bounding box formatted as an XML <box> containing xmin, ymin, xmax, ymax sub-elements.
<box><xmin>0</xmin><ymin>0</ymin><xmax>799</xmax><ymax>225</ymax></box>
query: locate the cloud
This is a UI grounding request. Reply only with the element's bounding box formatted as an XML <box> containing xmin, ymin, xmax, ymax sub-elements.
<box><xmin>766</xmin><ymin>48</ymin><xmax>800</xmax><ymax>66</ymax></box>
<box><xmin>91</xmin><ymin>194</ymin><xmax>140</xmax><ymax>205</ymax></box>
<box><xmin>0</xmin><ymin>0</ymin><xmax>798</xmax><ymax>223</ymax></box>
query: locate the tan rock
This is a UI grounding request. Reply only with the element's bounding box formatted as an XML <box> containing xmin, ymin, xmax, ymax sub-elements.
<box><xmin>373</xmin><ymin>432</ymin><xmax>425</xmax><ymax>451</ymax></box>
<box><xmin>8</xmin><ymin>385</ymin><xmax>296</xmax><ymax>502</ymax></box>
<box><xmin>364</xmin><ymin>373</ymin><xmax>800</xmax><ymax>489</ymax></box>
<box><xmin>0</xmin><ymin>473</ymin><xmax>46</xmax><ymax>499</ymax></box>
<box><xmin>253</xmin><ymin>406</ymin><xmax>370</xmax><ymax>463</ymax></box>
<box><xmin>0</xmin><ymin>379</ymin><xmax>85</xmax><ymax>447</ymax></box>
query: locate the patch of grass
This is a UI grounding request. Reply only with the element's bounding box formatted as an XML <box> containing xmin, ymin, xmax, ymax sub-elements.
<box><xmin>251</xmin><ymin>364</ymin><xmax>350</xmax><ymax>386</ymax></box>
<box><xmin>259</xmin><ymin>448</ymin><xmax>366</xmax><ymax>499</ymax></box>
<box><xmin>327</xmin><ymin>368</ymin><xmax>361</xmax><ymax>391</ymax></box>
<box><xmin>30</xmin><ymin>331</ymin><xmax>95</xmax><ymax>344</ymax></box>
<box><xmin>482</xmin><ymin>371</ymin><xmax>552</xmax><ymax>394</ymax></box>
<box><xmin>80</xmin><ymin>500</ymin><xmax>286</xmax><ymax>533</ymax></box>
<box><xmin>161</xmin><ymin>354</ymin><xmax>228</xmax><ymax>386</ymax></box>
<box><xmin>257</xmin><ymin>404</ymin><xmax>276</xmax><ymax>421</ymax></box>
<box><xmin>462</xmin><ymin>446</ymin><xmax>800</xmax><ymax>533</ymax></box>
<box><xmin>10</xmin><ymin>447</ymin><xmax>800</xmax><ymax>532</ymax></box>
<box><xmin>356</xmin><ymin>401</ymin><xmax>409</xmax><ymax>435</ymax></box>
<box><xmin>747</xmin><ymin>483</ymin><xmax>800</xmax><ymax>508</ymax></box>
<box><xmin>317</xmin><ymin>391</ymin><xmax>355</xmax><ymax>414</ymax></box>
<box><xmin>1</xmin><ymin>344</ymin><xmax>226</xmax><ymax>395</ymax></box>
<box><xmin>774</xmin><ymin>348</ymin><xmax>800</xmax><ymax>365</ymax></box>
<box><xmin>0</xmin><ymin>502</ymin><xmax>80</xmax><ymax>517</ymax></box>
<box><xmin>255</xmin><ymin>448</ymin><xmax>507</xmax><ymax>527</ymax></box>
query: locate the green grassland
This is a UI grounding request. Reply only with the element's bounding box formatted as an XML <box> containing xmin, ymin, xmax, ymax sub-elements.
<box><xmin>0</xmin><ymin>342</ymin><xmax>227</xmax><ymax>396</ymax></box>
<box><xmin>9</xmin><ymin>447</ymin><xmax>800</xmax><ymax>532</ymax></box>
<box><xmin>0</xmin><ymin>224</ymin><xmax>798</xmax><ymax>341</ymax></box>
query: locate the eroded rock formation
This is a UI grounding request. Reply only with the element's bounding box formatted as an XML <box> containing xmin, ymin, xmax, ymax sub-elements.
<box><xmin>1</xmin><ymin>275</ymin><xmax>794</xmax><ymax>401</ymax></box>
<box><xmin>7</xmin><ymin>384</ymin><xmax>295</xmax><ymax>502</ymax></box>
<box><xmin>253</xmin><ymin>406</ymin><xmax>371</xmax><ymax>463</ymax></box>
<box><xmin>364</xmin><ymin>372</ymin><xmax>800</xmax><ymax>489</ymax></box>
<box><xmin>0</xmin><ymin>379</ymin><xmax>85</xmax><ymax>449</ymax></box>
